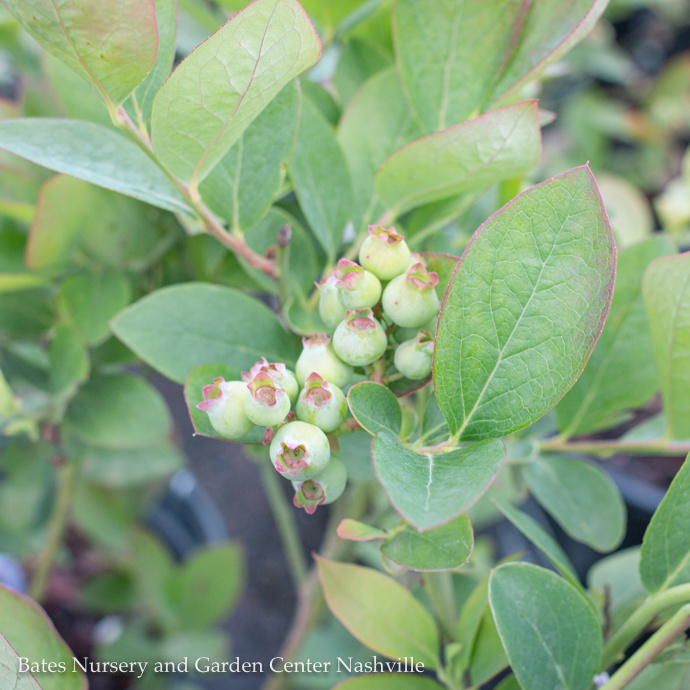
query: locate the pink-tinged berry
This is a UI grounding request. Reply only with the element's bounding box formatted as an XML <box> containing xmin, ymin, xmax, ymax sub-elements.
<box><xmin>394</xmin><ymin>331</ymin><xmax>434</xmax><ymax>380</ymax></box>
<box><xmin>242</xmin><ymin>357</ymin><xmax>299</xmax><ymax>403</ymax></box>
<box><xmin>196</xmin><ymin>378</ymin><xmax>254</xmax><ymax>440</ymax></box>
<box><xmin>296</xmin><ymin>372</ymin><xmax>348</xmax><ymax>433</ymax></box>
<box><xmin>296</xmin><ymin>334</ymin><xmax>353</xmax><ymax>388</ymax></box>
<box><xmin>358</xmin><ymin>225</ymin><xmax>412</xmax><ymax>280</ymax></box>
<box><xmin>334</xmin><ymin>258</ymin><xmax>382</xmax><ymax>310</ymax></box>
<box><xmin>292</xmin><ymin>456</ymin><xmax>347</xmax><ymax>514</ymax></box>
<box><xmin>270</xmin><ymin>421</ymin><xmax>331</xmax><ymax>481</ymax></box>
<box><xmin>382</xmin><ymin>262</ymin><xmax>440</xmax><ymax>328</ymax></box>
<box><xmin>332</xmin><ymin>309</ymin><xmax>387</xmax><ymax>367</ymax></box>
<box><xmin>317</xmin><ymin>274</ymin><xmax>347</xmax><ymax>331</ymax></box>
<box><xmin>244</xmin><ymin>371</ymin><xmax>291</xmax><ymax>427</ymax></box>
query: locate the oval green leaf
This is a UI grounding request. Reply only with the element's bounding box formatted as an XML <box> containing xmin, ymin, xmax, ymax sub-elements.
<box><xmin>434</xmin><ymin>165</ymin><xmax>616</xmax><ymax>440</ymax></box>
<box><xmin>489</xmin><ymin>563</ymin><xmax>602</xmax><ymax>690</ymax></box>
<box><xmin>373</xmin><ymin>432</ymin><xmax>505</xmax><ymax>531</ymax></box>
<box><xmin>316</xmin><ymin>557</ymin><xmax>440</xmax><ymax>669</ymax></box>
<box><xmin>347</xmin><ymin>382</ymin><xmax>402</xmax><ymax>437</ymax></box>
<box><xmin>337</xmin><ymin>519</ymin><xmax>387</xmax><ymax>542</ymax></box>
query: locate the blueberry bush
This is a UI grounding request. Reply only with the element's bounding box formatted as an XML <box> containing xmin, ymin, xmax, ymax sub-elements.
<box><xmin>0</xmin><ymin>0</ymin><xmax>690</xmax><ymax>689</ymax></box>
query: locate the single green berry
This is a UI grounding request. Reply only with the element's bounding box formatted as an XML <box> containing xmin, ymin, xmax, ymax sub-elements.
<box><xmin>358</xmin><ymin>225</ymin><xmax>412</xmax><ymax>280</ymax></box>
<box><xmin>270</xmin><ymin>421</ymin><xmax>331</xmax><ymax>481</ymax></box>
<box><xmin>244</xmin><ymin>371</ymin><xmax>291</xmax><ymax>427</ymax></box>
<box><xmin>196</xmin><ymin>378</ymin><xmax>254</xmax><ymax>440</ymax></box>
<box><xmin>394</xmin><ymin>331</ymin><xmax>434</xmax><ymax>380</ymax></box>
<box><xmin>292</xmin><ymin>456</ymin><xmax>347</xmax><ymax>514</ymax></box>
<box><xmin>296</xmin><ymin>334</ymin><xmax>353</xmax><ymax>388</ymax></box>
<box><xmin>317</xmin><ymin>274</ymin><xmax>347</xmax><ymax>331</ymax></box>
<box><xmin>334</xmin><ymin>258</ymin><xmax>382</xmax><ymax>310</ymax></box>
<box><xmin>332</xmin><ymin>308</ymin><xmax>387</xmax><ymax>367</ymax></box>
<box><xmin>382</xmin><ymin>262</ymin><xmax>440</xmax><ymax>329</ymax></box>
<box><xmin>296</xmin><ymin>372</ymin><xmax>348</xmax><ymax>433</ymax></box>
<box><xmin>242</xmin><ymin>357</ymin><xmax>299</xmax><ymax>403</ymax></box>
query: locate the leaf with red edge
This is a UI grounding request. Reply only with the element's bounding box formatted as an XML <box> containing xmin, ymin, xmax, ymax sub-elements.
<box><xmin>337</xmin><ymin>519</ymin><xmax>386</xmax><ymax>541</ymax></box>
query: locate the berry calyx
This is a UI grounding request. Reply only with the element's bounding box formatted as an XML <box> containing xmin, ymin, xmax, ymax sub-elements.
<box><xmin>242</xmin><ymin>357</ymin><xmax>299</xmax><ymax>403</ymax></box>
<box><xmin>332</xmin><ymin>308</ymin><xmax>387</xmax><ymax>367</ymax></box>
<box><xmin>334</xmin><ymin>258</ymin><xmax>382</xmax><ymax>310</ymax></box>
<box><xmin>244</xmin><ymin>371</ymin><xmax>291</xmax><ymax>427</ymax></box>
<box><xmin>270</xmin><ymin>421</ymin><xmax>331</xmax><ymax>481</ymax></box>
<box><xmin>317</xmin><ymin>274</ymin><xmax>347</xmax><ymax>331</ymax></box>
<box><xmin>296</xmin><ymin>334</ymin><xmax>353</xmax><ymax>388</ymax></box>
<box><xmin>358</xmin><ymin>225</ymin><xmax>412</xmax><ymax>280</ymax></box>
<box><xmin>196</xmin><ymin>378</ymin><xmax>255</xmax><ymax>440</ymax></box>
<box><xmin>292</xmin><ymin>456</ymin><xmax>347</xmax><ymax>514</ymax></box>
<box><xmin>296</xmin><ymin>372</ymin><xmax>348</xmax><ymax>433</ymax></box>
<box><xmin>394</xmin><ymin>330</ymin><xmax>434</xmax><ymax>380</ymax></box>
<box><xmin>382</xmin><ymin>262</ymin><xmax>440</xmax><ymax>329</ymax></box>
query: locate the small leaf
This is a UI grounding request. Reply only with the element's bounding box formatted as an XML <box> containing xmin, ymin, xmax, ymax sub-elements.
<box><xmin>434</xmin><ymin>166</ymin><xmax>615</xmax><ymax>440</ymax></box>
<box><xmin>556</xmin><ymin>236</ymin><xmax>673</xmax><ymax>436</ymax></box>
<box><xmin>489</xmin><ymin>563</ymin><xmax>602</xmax><ymax>690</ymax></box>
<box><xmin>151</xmin><ymin>0</ymin><xmax>321</xmax><ymax>186</ymax></box>
<box><xmin>526</xmin><ymin>456</ymin><xmax>626</xmax><ymax>552</ymax></box>
<box><xmin>373</xmin><ymin>432</ymin><xmax>505</xmax><ymax>531</ymax></box>
<box><xmin>0</xmin><ymin>631</ymin><xmax>42</xmax><ymax>689</ymax></box>
<box><xmin>375</xmin><ymin>101</ymin><xmax>541</xmax><ymax>215</ymax></box>
<box><xmin>289</xmin><ymin>97</ymin><xmax>352</xmax><ymax>259</ymax></box>
<box><xmin>0</xmin><ymin>120</ymin><xmax>191</xmax><ymax>214</ymax></box>
<box><xmin>347</xmin><ymin>382</ymin><xmax>402</xmax><ymax>436</ymax></box>
<box><xmin>49</xmin><ymin>324</ymin><xmax>89</xmax><ymax>396</ymax></box>
<box><xmin>4</xmin><ymin>0</ymin><xmax>157</xmax><ymax>106</ymax></box>
<box><xmin>640</xmin><ymin>455</ymin><xmax>690</xmax><ymax>593</ymax></box>
<box><xmin>337</xmin><ymin>519</ymin><xmax>386</xmax><ymax>541</ymax></box>
<box><xmin>334</xmin><ymin>674</ymin><xmax>444</xmax><ymax>689</ymax></box>
<box><xmin>0</xmin><ymin>584</ymin><xmax>87</xmax><ymax>690</ymax></box>
<box><xmin>316</xmin><ymin>557</ymin><xmax>440</xmax><ymax>669</ymax></box>
<box><xmin>381</xmin><ymin>514</ymin><xmax>473</xmax><ymax>571</ymax></box>
<box><xmin>643</xmin><ymin>252</ymin><xmax>690</xmax><ymax>439</ymax></box>
<box><xmin>111</xmin><ymin>283</ymin><xmax>298</xmax><ymax>384</ymax></box>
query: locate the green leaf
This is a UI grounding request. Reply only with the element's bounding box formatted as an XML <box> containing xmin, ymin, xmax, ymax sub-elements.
<box><xmin>65</xmin><ymin>374</ymin><xmax>172</xmax><ymax>449</ymax></box>
<box><xmin>381</xmin><ymin>514</ymin><xmax>473</xmax><ymax>571</ymax></box>
<box><xmin>375</xmin><ymin>101</ymin><xmax>540</xmax><ymax>216</ymax></box>
<box><xmin>526</xmin><ymin>456</ymin><xmax>625</xmax><ymax>552</ymax></box>
<box><xmin>111</xmin><ymin>283</ymin><xmax>298</xmax><ymax>384</ymax></box>
<box><xmin>495</xmin><ymin>500</ymin><xmax>585</xmax><ymax>596</ymax></box>
<box><xmin>0</xmin><ymin>584</ymin><xmax>87</xmax><ymax>690</ymax></box>
<box><xmin>334</xmin><ymin>674</ymin><xmax>444</xmax><ymax>689</ymax></box>
<box><xmin>395</xmin><ymin>0</ymin><xmax>608</xmax><ymax>131</ymax></box>
<box><xmin>422</xmin><ymin>253</ymin><xmax>459</xmax><ymax>300</ymax></box>
<box><xmin>469</xmin><ymin>609</ymin><xmax>509</xmax><ymax>686</ymax></box>
<box><xmin>151</xmin><ymin>0</ymin><xmax>321</xmax><ymax>186</ymax></box>
<box><xmin>49</xmin><ymin>324</ymin><xmax>89</xmax><ymax>396</ymax></box>
<box><xmin>59</xmin><ymin>272</ymin><xmax>132</xmax><ymax>347</ymax></box>
<box><xmin>199</xmin><ymin>82</ymin><xmax>300</xmax><ymax>232</ymax></box>
<box><xmin>289</xmin><ymin>97</ymin><xmax>352</xmax><ymax>259</ymax></box>
<box><xmin>3</xmin><ymin>0</ymin><xmax>157</xmax><ymax>107</ymax></box>
<box><xmin>434</xmin><ymin>166</ymin><xmax>615</xmax><ymax>440</ymax></box>
<box><xmin>640</xmin><ymin>455</ymin><xmax>690</xmax><ymax>593</ymax></box>
<box><xmin>347</xmin><ymin>382</ymin><xmax>402</xmax><ymax>436</ymax></box>
<box><xmin>337</xmin><ymin>519</ymin><xmax>387</xmax><ymax>541</ymax></box>
<box><xmin>489</xmin><ymin>563</ymin><xmax>602</xmax><ymax>690</ymax></box>
<box><xmin>184</xmin><ymin>363</ymin><xmax>264</xmax><ymax>444</ymax></box>
<box><xmin>316</xmin><ymin>557</ymin><xmax>440</xmax><ymax>669</ymax></box>
<box><xmin>556</xmin><ymin>236</ymin><xmax>673</xmax><ymax>436</ymax></box>
<box><xmin>0</xmin><ymin>631</ymin><xmax>42</xmax><ymax>689</ymax></box>
<box><xmin>337</xmin><ymin>68</ymin><xmax>422</xmax><ymax>230</ymax></box>
<box><xmin>624</xmin><ymin>658</ymin><xmax>690</xmax><ymax>689</ymax></box>
<box><xmin>333</xmin><ymin>37</ymin><xmax>392</xmax><ymax>105</ymax></box>
<box><xmin>372</xmin><ymin>432</ymin><xmax>505</xmax><ymax>531</ymax></box>
<box><xmin>643</xmin><ymin>253</ymin><xmax>690</xmax><ymax>439</ymax></box>
<box><xmin>168</xmin><ymin>543</ymin><xmax>244</xmax><ymax>629</ymax></box>
<box><xmin>0</xmin><ymin>120</ymin><xmax>191</xmax><ymax>214</ymax></box>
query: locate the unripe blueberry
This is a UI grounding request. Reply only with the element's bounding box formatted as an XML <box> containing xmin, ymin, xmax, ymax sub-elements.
<box><xmin>358</xmin><ymin>225</ymin><xmax>412</xmax><ymax>280</ymax></box>
<box><xmin>292</xmin><ymin>456</ymin><xmax>347</xmax><ymax>514</ymax></box>
<box><xmin>332</xmin><ymin>308</ymin><xmax>387</xmax><ymax>367</ymax></box>
<box><xmin>196</xmin><ymin>378</ymin><xmax>254</xmax><ymax>440</ymax></box>
<box><xmin>317</xmin><ymin>274</ymin><xmax>347</xmax><ymax>331</ymax></box>
<box><xmin>296</xmin><ymin>334</ymin><xmax>353</xmax><ymax>388</ymax></box>
<box><xmin>382</xmin><ymin>263</ymin><xmax>440</xmax><ymax>329</ymax></box>
<box><xmin>334</xmin><ymin>258</ymin><xmax>382</xmax><ymax>310</ymax></box>
<box><xmin>394</xmin><ymin>331</ymin><xmax>434</xmax><ymax>380</ymax></box>
<box><xmin>242</xmin><ymin>357</ymin><xmax>299</xmax><ymax>403</ymax></box>
<box><xmin>296</xmin><ymin>372</ymin><xmax>348</xmax><ymax>433</ymax></box>
<box><xmin>244</xmin><ymin>371</ymin><xmax>291</xmax><ymax>427</ymax></box>
<box><xmin>270</xmin><ymin>421</ymin><xmax>331</xmax><ymax>480</ymax></box>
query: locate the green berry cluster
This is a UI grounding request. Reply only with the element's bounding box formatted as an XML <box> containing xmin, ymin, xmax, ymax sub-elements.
<box><xmin>197</xmin><ymin>226</ymin><xmax>439</xmax><ymax>514</ymax></box>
